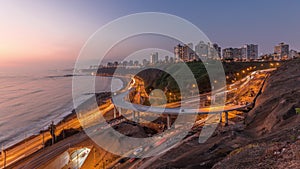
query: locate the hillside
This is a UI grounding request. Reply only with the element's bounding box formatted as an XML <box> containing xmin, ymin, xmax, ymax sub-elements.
<box><xmin>138</xmin><ymin>59</ymin><xmax>300</xmax><ymax>169</ymax></box>
<box><xmin>214</xmin><ymin>59</ymin><xmax>300</xmax><ymax>168</ymax></box>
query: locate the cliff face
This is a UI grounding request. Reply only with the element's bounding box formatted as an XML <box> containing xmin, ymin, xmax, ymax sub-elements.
<box><xmin>138</xmin><ymin>59</ymin><xmax>300</xmax><ymax>169</ymax></box>
<box><xmin>245</xmin><ymin>59</ymin><xmax>300</xmax><ymax>136</ymax></box>
<box><xmin>212</xmin><ymin>59</ymin><xmax>300</xmax><ymax>169</ymax></box>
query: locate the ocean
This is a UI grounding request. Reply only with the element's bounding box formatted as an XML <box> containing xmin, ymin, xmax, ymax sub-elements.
<box><xmin>0</xmin><ymin>70</ymin><xmax>122</xmax><ymax>148</ymax></box>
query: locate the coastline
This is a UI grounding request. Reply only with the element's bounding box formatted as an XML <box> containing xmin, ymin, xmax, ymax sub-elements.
<box><xmin>0</xmin><ymin>73</ymin><xmax>130</xmax><ymax>169</ymax></box>
<box><xmin>3</xmin><ymin>92</ymin><xmax>111</xmax><ymax>153</ymax></box>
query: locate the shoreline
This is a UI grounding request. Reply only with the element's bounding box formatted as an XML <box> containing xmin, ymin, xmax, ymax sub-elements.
<box><xmin>2</xmin><ymin>91</ymin><xmax>111</xmax><ymax>153</ymax></box>
<box><xmin>1</xmin><ymin>74</ymin><xmax>127</xmax><ymax>155</ymax></box>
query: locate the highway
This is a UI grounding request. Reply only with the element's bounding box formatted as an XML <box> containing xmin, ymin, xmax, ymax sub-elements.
<box><xmin>112</xmin><ymin>69</ymin><xmax>273</xmax><ymax>115</ymax></box>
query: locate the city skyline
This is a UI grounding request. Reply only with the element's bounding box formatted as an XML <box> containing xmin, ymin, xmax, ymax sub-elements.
<box><xmin>103</xmin><ymin>41</ymin><xmax>299</xmax><ymax>67</ymax></box>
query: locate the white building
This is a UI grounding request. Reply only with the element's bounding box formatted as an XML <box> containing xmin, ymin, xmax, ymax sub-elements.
<box><xmin>195</xmin><ymin>41</ymin><xmax>208</xmax><ymax>58</ymax></box>
<box><xmin>150</xmin><ymin>52</ymin><xmax>158</xmax><ymax>65</ymax></box>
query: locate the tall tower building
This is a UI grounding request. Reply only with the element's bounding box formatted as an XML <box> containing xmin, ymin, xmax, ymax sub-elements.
<box><xmin>174</xmin><ymin>44</ymin><xmax>184</xmax><ymax>61</ymax></box>
<box><xmin>174</xmin><ymin>43</ymin><xmax>194</xmax><ymax>62</ymax></box>
<box><xmin>212</xmin><ymin>43</ymin><xmax>221</xmax><ymax>58</ymax></box>
<box><xmin>274</xmin><ymin>42</ymin><xmax>289</xmax><ymax>60</ymax></box>
<box><xmin>150</xmin><ymin>52</ymin><xmax>158</xmax><ymax>65</ymax></box>
<box><xmin>241</xmin><ymin>44</ymin><xmax>258</xmax><ymax>60</ymax></box>
<box><xmin>195</xmin><ymin>41</ymin><xmax>208</xmax><ymax>58</ymax></box>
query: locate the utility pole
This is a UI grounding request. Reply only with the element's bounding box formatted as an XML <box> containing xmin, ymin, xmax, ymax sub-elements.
<box><xmin>93</xmin><ymin>148</ymin><xmax>96</xmax><ymax>168</ymax></box>
<box><xmin>3</xmin><ymin>151</ymin><xmax>6</xmax><ymax>168</ymax></box>
<box><xmin>225</xmin><ymin>111</ymin><xmax>229</xmax><ymax>126</ymax></box>
<box><xmin>49</xmin><ymin>121</ymin><xmax>56</xmax><ymax>145</ymax></box>
<box><xmin>77</xmin><ymin>150</ymin><xmax>79</xmax><ymax>169</ymax></box>
<box><xmin>42</xmin><ymin>131</ymin><xmax>45</xmax><ymax>149</ymax></box>
<box><xmin>24</xmin><ymin>133</ymin><xmax>27</xmax><ymax>156</ymax></box>
<box><xmin>62</xmin><ymin>128</ymin><xmax>65</xmax><ymax>140</ymax></box>
<box><xmin>113</xmin><ymin>106</ymin><xmax>117</xmax><ymax>118</ymax></box>
<box><xmin>167</xmin><ymin>115</ymin><xmax>171</xmax><ymax>129</ymax></box>
<box><xmin>1</xmin><ymin>145</ymin><xmax>6</xmax><ymax>169</ymax></box>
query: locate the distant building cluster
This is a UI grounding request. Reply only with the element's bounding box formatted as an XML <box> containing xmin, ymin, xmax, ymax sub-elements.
<box><xmin>262</xmin><ymin>42</ymin><xmax>300</xmax><ymax>61</ymax></box>
<box><xmin>174</xmin><ymin>41</ymin><xmax>221</xmax><ymax>62</ymax></box>
<box><xmin>222</xmin><ymin>44</ymin><xmax>258</xmax><ymax>61</ymax></box>
<box><xmin>106</xmin><ymin>52</ymin><xmax>176</xmax><ymax>69</ymax></box>
<box><xmin>222</xmin><ymin>42</ymin><xmax>299</xmax><ymax>61</ymax></box>
<box><xmin>102</xmin><ymin>41</ymin><xmax>300</xmax><ymax>68</ymax></box>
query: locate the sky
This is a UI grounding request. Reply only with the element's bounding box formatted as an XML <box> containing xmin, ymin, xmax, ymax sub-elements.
<box><xmin>1</xmin><ymin>0</ymin><xmax>300</xmax><ymax>72</ymax></box>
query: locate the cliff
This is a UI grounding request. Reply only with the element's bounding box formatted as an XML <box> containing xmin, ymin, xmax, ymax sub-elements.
<box><xmin>138</xmin><ymin>59</ymin><xmax>300</xmax><ymax>169</ymax></box>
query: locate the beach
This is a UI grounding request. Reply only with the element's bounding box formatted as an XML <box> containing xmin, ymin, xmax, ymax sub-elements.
<box><xmin>0</xmin><ymin>71</ymin><xmax>121</xmax><ymax>149</ymax></box>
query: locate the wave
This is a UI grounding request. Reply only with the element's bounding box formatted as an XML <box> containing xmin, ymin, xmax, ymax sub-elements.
<box><xmin>44</xmin><ymin>74</ymin><xmax>83</xmax><ymax>79</ymax></box>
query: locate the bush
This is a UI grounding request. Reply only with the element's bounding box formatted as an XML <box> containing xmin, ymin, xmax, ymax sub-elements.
<box><xmin>295</xmin><ymin>108</ymin><xmax>300</xmax><ymax>114</ymax></box>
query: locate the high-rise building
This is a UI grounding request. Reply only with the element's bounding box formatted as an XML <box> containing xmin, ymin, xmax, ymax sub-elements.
<box><xmin>129</xmin><ymin>60</ymin><xmax>134</xmax><ymax>66</ymax></box>
<box><xmin>222</xmin><ymin>48</ymin><xmax>242</xmax><ymax>60</ymax></box>
<box><xmin>134</xmin><ymin>60</ymin><xmax>139</xmax><ymax>66</ymax></box>
<box><xmin>274</xmin><ymin>42</ymin><xmax>289</xmax><ymax>60</ymax></box>
<box><xmin>195</xmin><ymin>41</ymin><xmax>208</xmax><ymax>58</ymax></box>
<box><xmin>185</xmin><ymin>44</ymin><xmax>195</xmax><ymax>61</ymax></box>
<box><xmin>174</xmin><ymin>44</ymin><xmax>184</xmax><ymax>61</ymax></box>
<box><xmin>241</xmin><ymin>44</ymin><xmax>258</xmax><ymax>60</ymax></box>
<box><xmin>122</xmin><ymin>61</ymin><xmax>128</xmax><ymax>67</ymax></box>
<box><xmin>174</xmin><ymin>43</ymin><xmax>195</xmax><ymax>62</ymax></box>
<box><xmin>187</xmin><ymin>43</ymin><xmax>193</xmax><ymax>51</ymax></box>
<box><xmin>150</xmin><ymin>52</ymin><xmax>159</xmax><ymax>64</ymax></box>
<box><xmin>169</xmin><ymin>57</ymin><xmax>174</xmax><ymax>63</ymax></box>
<box><xmin>164</xmin><ymin>55</ymin><xmax>169</xmax><ymax>63</ymax></box>
<box><xmin>142</xmin><ymin>59</ymin><xmax>149</xmax><ymax>66</ymax></box>
<box><xmin>212</xmin><ymin>43</ymin><xmax>221</xmax><ymax>58</ymax></box>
